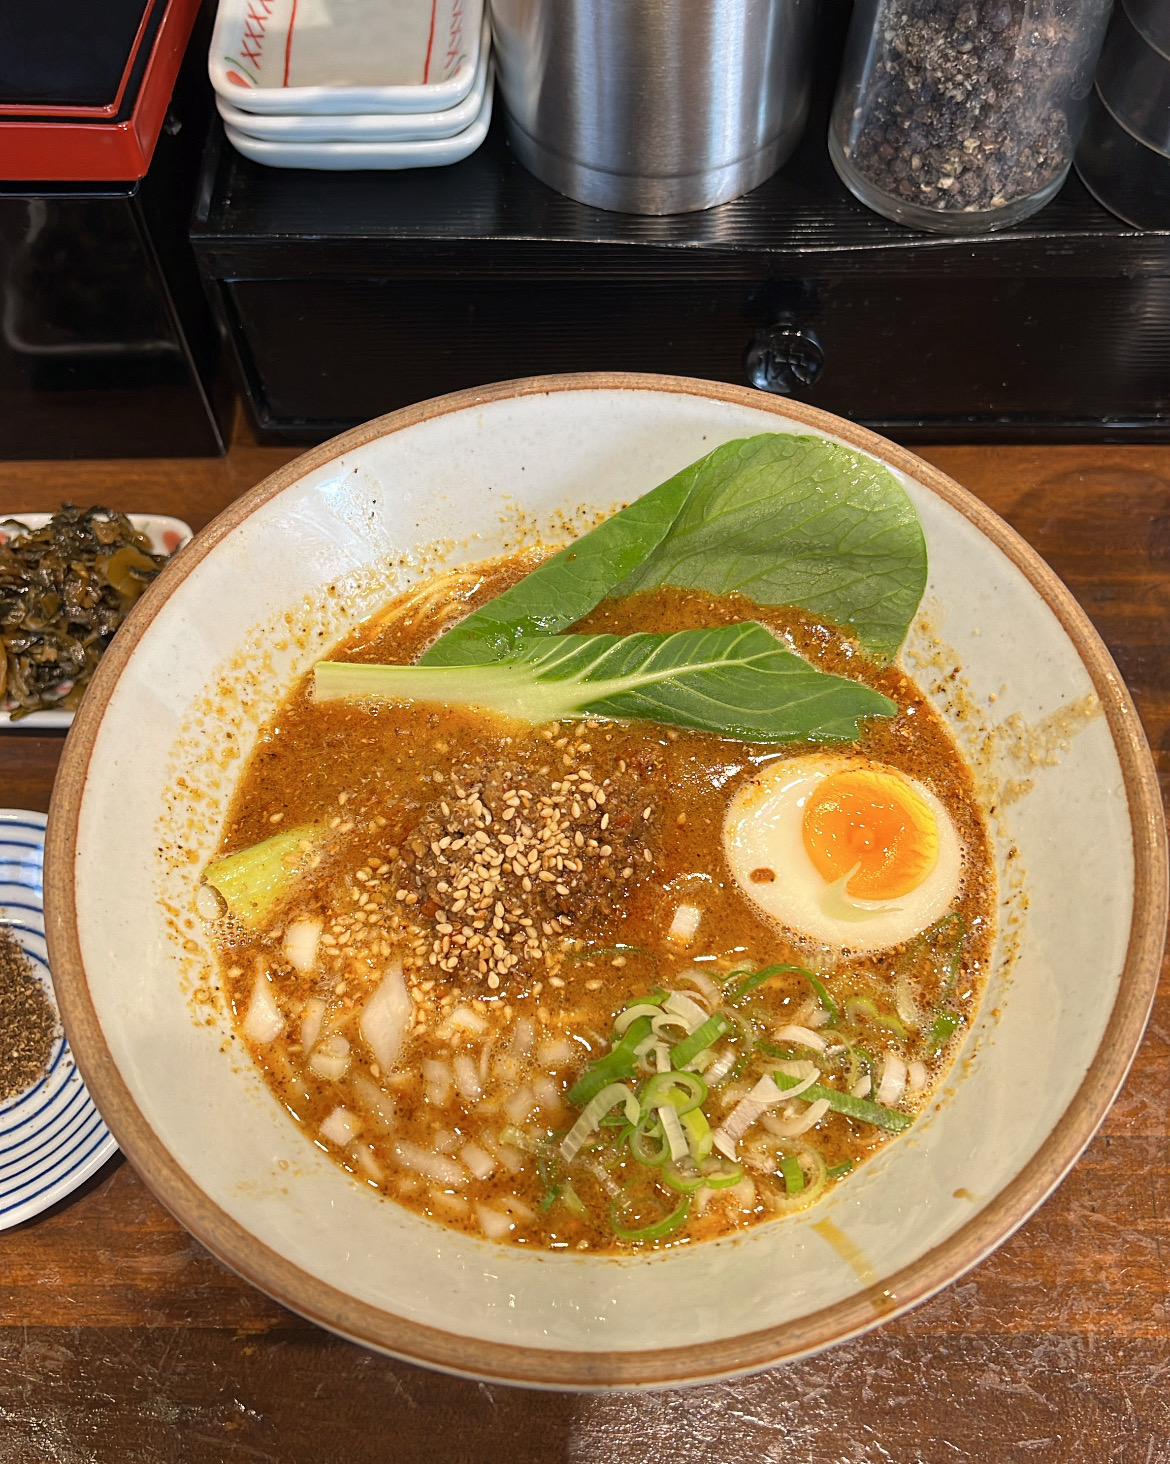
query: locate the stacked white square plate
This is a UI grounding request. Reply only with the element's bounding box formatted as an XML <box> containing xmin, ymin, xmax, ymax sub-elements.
<box><xmin>209</xmin><ymin>0</ymin><xmax>491</xmax><ymax>170</ymax></box>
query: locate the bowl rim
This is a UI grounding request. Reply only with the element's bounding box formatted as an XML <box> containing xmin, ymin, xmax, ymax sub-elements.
<box><xmin>45</xmin><ymin>372</ymin><xmax>1168</xmax><ymax>1389</ymax></box>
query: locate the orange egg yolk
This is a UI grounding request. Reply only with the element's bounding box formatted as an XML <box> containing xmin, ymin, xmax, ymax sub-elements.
<box><xmin>801</xmin><ymin>768</ymin><xmax>940</xmax><ymax>901</ymax></box>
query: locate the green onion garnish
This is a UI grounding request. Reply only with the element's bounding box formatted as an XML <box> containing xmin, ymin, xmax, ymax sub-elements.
<box><xmin>609</xmin><ymin>1192</ymin><xmax>691</xmax><ymax>1242</ymax></box>
<box><xmin>670</xmin><ymin>1013</ymin><xmax>732</xmax><ymax>1069</ymax></box>
<box><xmin>779</xmin><ymin>1153</ymin><xmax>805</xmax><ymax>1194</ymax></box>
<box><xmin>566</xmin><ymin>1016</ymin><xmax>653</xmax><ymax>1106</ymax></box>
<box><xmin>768</xmin><ymin>1069</ymin><xmax>912</xmax><ymax>1133</ymax></box>
<box><xmin>826</xmin><ymin>1160</ymin><xmax>854</xmax><ymax>1179</ymax></box>
<box><xmin>927</xmin><ymin>1010</ymin><xmax>962</xmax><ymax>1052</ymax></box>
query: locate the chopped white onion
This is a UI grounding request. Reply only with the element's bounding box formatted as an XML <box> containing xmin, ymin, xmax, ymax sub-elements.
<box><xmin>319</xmin><ymin>1106</ymin><xmax>360</xmax><ymax>1146</ymax></box>
<box><xmin>243</xmin><ymin>966</ymin><xmax>284</xmax><ymax>1045</ymax></box>
<box><xmin>850</xmin><ymin>1074</ymin><xmax>872</xmax><ymax>1099</ymax></box>
<box><xmin>453</xmin><ymin>1053</ymin><xmax>483</xmax><ymax>1102</ymax></box>
<box><xmin>459</xmin><ymin>1142</ymin><xmax>496</xmax><ymax>1180</ymax></box>
<box><xmin>348</xmin><ymin>1142</ymin><xmax>383</xmax><ymax>1181</ymax></box>
<box><xmin>485</xmin><ymin>1132</ymin><xmax>525</xmax><ymax>1174</ymax></box>
<box><xmin>308</xmin><ymin>1033</ymin><xmax>351</xmax><ymax>1081</ymax></box>
<box><xmin>349</xmin><ymin>1073</ymin><xmax>395</xmax><ymax>1132</ymax></box>
<box><xmin>907</xmin><ymin>1059</ymin><xmax>928</xmax><ymax>1094</ymax></box>
<box><xmin>729</xmin><ymin>1175</ymin><xmax>757</xmax><ymax>1211</ymax></box>
<box><xmin>359</xmin><ymin>959</ymin><xmax>411</xmax><ymax>1073</ymax></box>
<box><xmin>282</xmin><ymin>916</ymin><xmax>323</xmax><ymax>974</ymax></box>
<box><xmin>492</xmin><ymin>1053</ymin><xmax>522</xmax><ymax>1084</ymax></box>
<box><xmin>532</xmin><ymin>1075</ymin><xmax>562</xmax><ymax>1111</ymax></box>
<box><xmin>476</xmin><ymin>1204</ymin><xmax>514</xmax><ymax>1239</ymax></box>
<box><xmin>429</xmin><ymin>1190</ymin><xmax>470</xmax><ymax>1217</ymax></box>
<box><xmin>393</xmin><ymin>1140</ymin><xmax>466</xmax><ymax>1187</ymax></box>
<box><xmin>653</xmin><ymin>1041</ymin><xmax>672</xmax><ymax>1074</ymax></box>
<box><xmin>510</xmin><ymin>1015</ymin><xmax>535</xmax><ymax>1057</ymax></box>
<box><xmin>877</xmin><ymin>1052</ymin><xmax>908</xmax><ymax>1106</ymax></box>
<box><xmin>300</xmin><ymin>996</ymin><xmax>326</xmax><ymax>1054</ymax></box>
<box><xmin>666</xmin><ymin>904</ymin><xmax>702</xmax><ymax>944</ymax></box>
<box><xmin>536</xmin><ymin>1038</ymin><xmax>575</xmax><ymax>1066</ymax></box>
<box><xmin>773</xmin><ymin>1024</ymin><xmax>828</xmax><ymax>1053</ymax></box>
<box><xmin>502</xmin><ymin>1086</ymin><xmax>536</xmax><ymax>1124</ymax></box>
<box><xmin>422</xmin><ymin>1058</ymin><xmax>453</xmax><ymax>1106</ymax></box>
<box><xmin>432</xmin><ymin>1129</ymin><xmax>460</xmax><ymax>1154</ymax></box>
<box><xmin>449</xmin><ymin>1005</ymin><xmax>489</xmax><ymax>1035</ymax></box>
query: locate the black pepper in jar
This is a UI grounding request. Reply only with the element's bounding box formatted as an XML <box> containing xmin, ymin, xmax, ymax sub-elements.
<box><xmin>830</xmin><ymin>0</ymin><xmax>1113</xmax><ymax>229</ymax></box>
<box><xmin>0</xmin><ymin>925</ymin><xmax>58</xmax><ymax>1102</ymax></box>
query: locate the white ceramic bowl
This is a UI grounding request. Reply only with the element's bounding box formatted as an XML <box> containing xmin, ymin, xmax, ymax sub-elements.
<box><xmin>47</xmin><ymin>375</ymin><xmax>1166</xmax><ymax>1389</ymax></box>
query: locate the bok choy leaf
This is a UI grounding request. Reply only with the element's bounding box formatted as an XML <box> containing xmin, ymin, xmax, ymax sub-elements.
<box><xmin>314</xmin><ymin>622</ymin><xmax>895</xmax><ymax>742</ymax></box>
<box><xmin>421</xmin><ymin>432</ymin><xmax>927</xmax><ymax>668</ymax></box>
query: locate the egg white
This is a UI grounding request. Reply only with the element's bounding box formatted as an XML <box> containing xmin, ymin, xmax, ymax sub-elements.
<box><xmin>723</xmin><ymin>754</ymin><xmax>964</xmax><ymax>954</ymax></box>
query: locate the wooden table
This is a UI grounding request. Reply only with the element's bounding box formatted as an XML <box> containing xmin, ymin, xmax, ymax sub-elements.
<box><xmin>2</xmin><ymin>424</ymin><xmax>1167</xmax><ymax>1462</ymax></box>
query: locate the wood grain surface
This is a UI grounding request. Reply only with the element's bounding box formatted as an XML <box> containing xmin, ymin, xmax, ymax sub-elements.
<box><xmin>1</xmin><ymin>416</ymin><xmax>1167</xmax><ymax>1462</ymax></box>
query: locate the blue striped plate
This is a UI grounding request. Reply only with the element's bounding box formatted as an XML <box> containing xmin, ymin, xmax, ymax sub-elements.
<box><xmin>0</xmin><ymin>810</ymin><xmax>117</xmax><ymax>1229</ymax></box>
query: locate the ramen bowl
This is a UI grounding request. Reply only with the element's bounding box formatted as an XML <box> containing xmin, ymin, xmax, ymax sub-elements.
<box><xmin>46</xmin><ymin>375</ymin><xmax>1165</xmax><ymax>1388</ymax></box>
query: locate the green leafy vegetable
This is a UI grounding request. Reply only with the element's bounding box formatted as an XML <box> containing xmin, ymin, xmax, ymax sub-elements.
<box><xmin>204</xmin><ymin>825</ymin><xmax>320</xmax><ymax>930</ymax></box>
<box><xmin>421</xmin><ymin>432</ymin><xmax>927</xmax><ymax>668</ymax></box>
<box><xmin>609</xmin><ymin>434</ymin><xmax>927</xmax><ymax>663</ymax></box>
<box><xmin>314</xmin><ymin>622</ymin><xmax>895</xmax><ymax>743</ymax></box>
<box><xmin>420</xmin><ymin>466</ymin><xmax>696</xmax><ymax>666</ymax></box>
<box><xmin>767</xmin><ymin>1069</ymin><xmax>912</xmax><ymax>1133</ymax></box>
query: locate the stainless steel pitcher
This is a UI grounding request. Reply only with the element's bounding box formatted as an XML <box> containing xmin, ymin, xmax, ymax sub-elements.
<box><xmin>489</xmin><ymin>0</ymin><xmax>817</xmax><ymax>214</ymax></box>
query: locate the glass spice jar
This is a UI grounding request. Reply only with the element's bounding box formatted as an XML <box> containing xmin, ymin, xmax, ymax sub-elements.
<box><xmin>829</xmin><ymin>0</ymin><xmax>1114</xmax><ymax>232</ymax></box>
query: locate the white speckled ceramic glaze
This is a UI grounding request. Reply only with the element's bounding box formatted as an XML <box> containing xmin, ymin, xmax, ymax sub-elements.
<box><xmin>47</xmin><ymin>376</ymin><xmax>1165</xmax><ymax>1389</ymax></box>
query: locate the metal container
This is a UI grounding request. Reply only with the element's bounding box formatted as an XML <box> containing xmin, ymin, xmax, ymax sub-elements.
<box><xmin>488</xmin><ymin>0</ymin><xmax>816</xmax><ymax>214</ymax></box>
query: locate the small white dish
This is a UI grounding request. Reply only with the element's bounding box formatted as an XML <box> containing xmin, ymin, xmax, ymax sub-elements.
<box><xmin>0</xmin><ymin>513</ymin><xmax>193</xmax><ymax>729</ymax></box>
<box><xmin>216</xmin><ymin>23</ymin><xmax>488</xmax><ymax>143</ymax></box>
<box><xmin>224</xmin><ymin>66</ymin><xmax>492</xmax><ymax>170</ymax></box>
<box><xmin>210</xmin><ymin>0</ymin><xmax>483</xmax><ymax>116</ymax></box>
<box><xmin>0</xmin><ymin>811</ymin><xmax>117</xmax><ymax>1231</ymax></box>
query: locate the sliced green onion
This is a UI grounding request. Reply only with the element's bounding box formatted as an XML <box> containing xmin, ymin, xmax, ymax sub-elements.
<box><xmin>927</xmin><ymin>1010</ymin><xmax>962</xmax><ymax>1052</ymax></box>
<box><xmin>566</xmin><ymin>1016</ymin><xmax>653</xmax><ymax>1106</ymax></box>
<box><xmin>844</xmin><ymin>995</ymin><xmax>908</xmax><ymax>1040</ymax></box>
<box><xmin>698</xmin><ymin>1157</ymin><xmax>744</xmax><ymax>1189</ymax></box>
<box><xmin>539</xmin><ymin>1187</ymin><xmax>560</xmax><ymax>1213</ymax></box>
<box><xmin>681</xmin><ymin>1107</ymin><xmax>714</xmax><ymax>1162</ymax></box>
<box><xmin>827</xmin><ymin>1160</ymin><xmax>854</xmax><ymax>1179</ymax></box>
<box><xmin>661</xmin><ymin>1159</ymin><xmax>707</xmax><ymax>1194</ymax></box>
<box><xmin>768</xmin><ymin>1069</ymin><xmax>912</xmax><ymax>1133</ymax></box>
<box><xmin>779</xmin><ymin>1153</ymin><xmax>805</xmax><ymax>1194</ymax></box>
<box><xmin>629</xmin><ymin>1110</ymin><xmax>670</xmax><ymax>1166</ymax></box>
<box><xmin>610</xmin><ymin>1192</ymin><xmax>691</xmax><ymax>1243</ymax></box>
<box><xmin>560</xmin><ymin>1180</ymin><xmax>587</xmax><ymax>1217</ymax></box>
<box><xmin>561</xmin><ymin>1082</ymin><xmax>640</xmax><ymax>1162</ymax></box>
<box><xmin>727</xmin><ymin>962</ymin><xmax>815</xmax><ymax>1004</ymax></box>
<box><xmin>614</xmin><ymin>1002</ymin><xmax>671</xmax><ymax>1034</ymax></box>
<box><xmin>657</xmin><ymin>1102</ymin><xmax>690</xmax><ymax>1162</ymax></box>
<box><xmin>663</xmin><ymin>990</ymin><xmax>709</xmax><ymax>1031</ymax></box>
<box><xmin>671</xmin><ymin>1013</ymin><xmax>732</xmax><ymax>1069</ymax></box>
<box><xmin>803</xmin><ymin>971</ymin><xmax>839</xmax><ymax>1024</ymax></box>
<box><xmin>624</xmin><ymin>987</ymin><xmax>670</xmax><ymax>1008</ymax></box>
<box><xmin>641</xmin><ymin>1070</ymin><xmax>707</xmax><ymax>1115</ymax></box>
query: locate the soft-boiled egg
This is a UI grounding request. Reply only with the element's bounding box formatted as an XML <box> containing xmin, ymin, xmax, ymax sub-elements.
<box><xmin>723</xmin><ymin>754</ymin><xmax>963</xmax><ymax>953</ymax></box>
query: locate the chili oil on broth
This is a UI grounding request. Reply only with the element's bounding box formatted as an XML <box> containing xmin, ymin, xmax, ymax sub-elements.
<box><xmin>206</xmin><ymin>553</ymin><xmax>995</xmax><ymax>1253</ymax></box>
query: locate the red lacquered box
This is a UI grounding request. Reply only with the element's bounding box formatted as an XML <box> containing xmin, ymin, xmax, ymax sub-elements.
<box><xmin>0</xmin><ymin>0</ymin><xmax>202</xmax><ymax>181</ymax></box>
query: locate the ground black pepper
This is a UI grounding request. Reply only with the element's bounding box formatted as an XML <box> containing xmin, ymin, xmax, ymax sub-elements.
<box><xmin>836</xmin><ymin>0</ymin><xmax>1108</xmax><ymax>216</ymax></box>
<box><xmin>0</xmin><ymin>925</ymin><xmax>57</xmax><ymax>1101</ymax></box>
